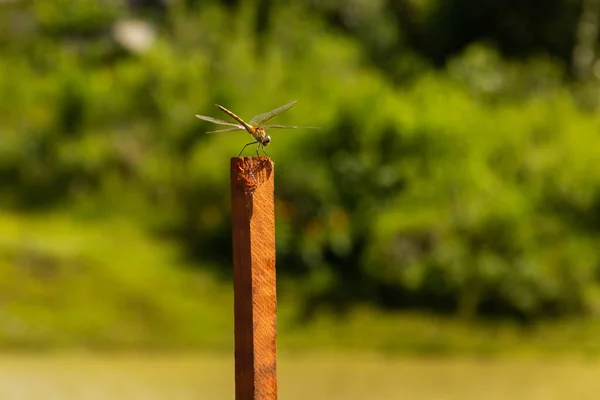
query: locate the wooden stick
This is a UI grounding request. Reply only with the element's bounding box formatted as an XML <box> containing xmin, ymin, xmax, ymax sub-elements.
<box><xmin>230</xmin><ymin>157</ymin><xmax>277</xmax><ymax>400</ymax></box>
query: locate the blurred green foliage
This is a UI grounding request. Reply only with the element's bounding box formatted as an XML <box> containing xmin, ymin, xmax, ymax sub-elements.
<box><xmin>1</xmin><ymin>0</ymin><xmax>600</xmax><ymax>344</ymax></box>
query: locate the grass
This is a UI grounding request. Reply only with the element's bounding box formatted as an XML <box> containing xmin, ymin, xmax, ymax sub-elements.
<box><xmin>0</xmin><ymin>212</ymin><xmax>232</xmax><ymax>350</ymax></box>
<box><xmin>0</xmin><ymin>352</ymin><xmax>599</xmax><ymax>399</ymax></box>
<box><xmin>278</xmin><ymin>307</ymin><xmax>600</xmax><ymax>357</ymax></box>
<box><xmin>2</xmin><ymin>212</ymin><xmax>600</xmax><ymax>358</ymax></box>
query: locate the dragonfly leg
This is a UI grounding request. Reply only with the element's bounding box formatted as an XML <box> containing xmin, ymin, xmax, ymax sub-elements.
<box><xmin>238</xmin><ymin>141</ymin><xmax>258</xmax><ymax>157</ymax></box>
<box><xmin>261</xmin><ymin>144</ymin><xmax>269</xmax><ymax>157</ymax></box>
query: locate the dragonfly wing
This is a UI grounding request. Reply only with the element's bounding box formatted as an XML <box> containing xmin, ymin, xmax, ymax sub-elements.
<box><xmin>196</xmin><ymin>114</ymin><xmax>242</xmax><ymax>127</ymax></box>
<box><xmin>249</xmin><ymin>101</ymin><xmax>298</xmax><ymax>126</ymax></box>
<box><xmin>263</xmin><ymin>124</ymin><xmax>320</xmax><ymax>129</ymax></box>
<box><xmin>206</xmin><ymin>127</ymin><xmax>245</xmax><ymax>134</ymax></box>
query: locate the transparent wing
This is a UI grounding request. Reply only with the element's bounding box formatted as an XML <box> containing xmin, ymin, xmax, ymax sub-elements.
<box><xmin>206</xmin><ymin>127</ymin><xmax>245</xmax><ymax>134</ymax></box>
<box><xmin>196</xmin><ymin>114</ymin><xmax>242</xmax><ymax>128</ymax></box>
<box><xmin>263</xmin><ymin>125</ymin><xmax>320</xmax><ymax>129</ymax></box>
<box><xmin>249</xmin><ymin>101</ymin><xmax>297</xmax><ymax>126</ymax></box>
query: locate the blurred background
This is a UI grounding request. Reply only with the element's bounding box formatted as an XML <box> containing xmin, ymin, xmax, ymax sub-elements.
<box><xmin>2</xmin><ymin>0</ymin><xmax>600</xmax><ymax>398</ymax></box>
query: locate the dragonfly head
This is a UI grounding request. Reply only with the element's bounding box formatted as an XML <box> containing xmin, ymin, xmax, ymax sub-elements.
<box><xmin>263</xmin><ymin>135</ymin><xmax>271</xmax><ymax>146</ymax></box>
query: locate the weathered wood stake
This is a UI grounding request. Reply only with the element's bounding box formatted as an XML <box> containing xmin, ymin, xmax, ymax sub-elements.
<box><xmin>230</xmin><ymin>157</ymin><xmax>277</xmax><ymax>400</ymax></box>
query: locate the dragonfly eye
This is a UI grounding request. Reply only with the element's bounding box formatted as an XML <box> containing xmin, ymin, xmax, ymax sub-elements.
<box><xmin>264</xmin><ymin>135</ymin><xmax>271</xmax><ymax>145</ymax></box>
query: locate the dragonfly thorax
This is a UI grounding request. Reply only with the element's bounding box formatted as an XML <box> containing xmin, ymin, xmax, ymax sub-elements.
<box><xmin>253</xmin><ymin>126</ymin><xmax>271</xmax><ymax>146</ymax></box>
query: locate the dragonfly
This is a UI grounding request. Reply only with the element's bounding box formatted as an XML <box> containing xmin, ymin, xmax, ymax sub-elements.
<box><xmin>195</xmin><ymin>100</ymin><xmax>317</xmax><ymax>157</ymax></box>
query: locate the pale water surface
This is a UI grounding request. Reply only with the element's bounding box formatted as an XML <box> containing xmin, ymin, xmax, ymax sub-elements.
<box><xmin>0</xmin><ymin>353</ymin><xmax>597</xmax><ymax>399</ymax></box>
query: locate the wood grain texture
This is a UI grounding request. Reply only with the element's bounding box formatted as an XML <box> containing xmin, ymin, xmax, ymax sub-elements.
<box><xmin>231</xmin><ymin>157</ymin><xmax>277</xmax><ymax>400</ymax></box>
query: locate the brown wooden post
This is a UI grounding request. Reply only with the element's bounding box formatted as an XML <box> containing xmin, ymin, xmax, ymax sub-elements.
<box><xmin>230</xmin><ymin>157</ymin><xmax>277</xmax><ymax>400</ymax></box>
